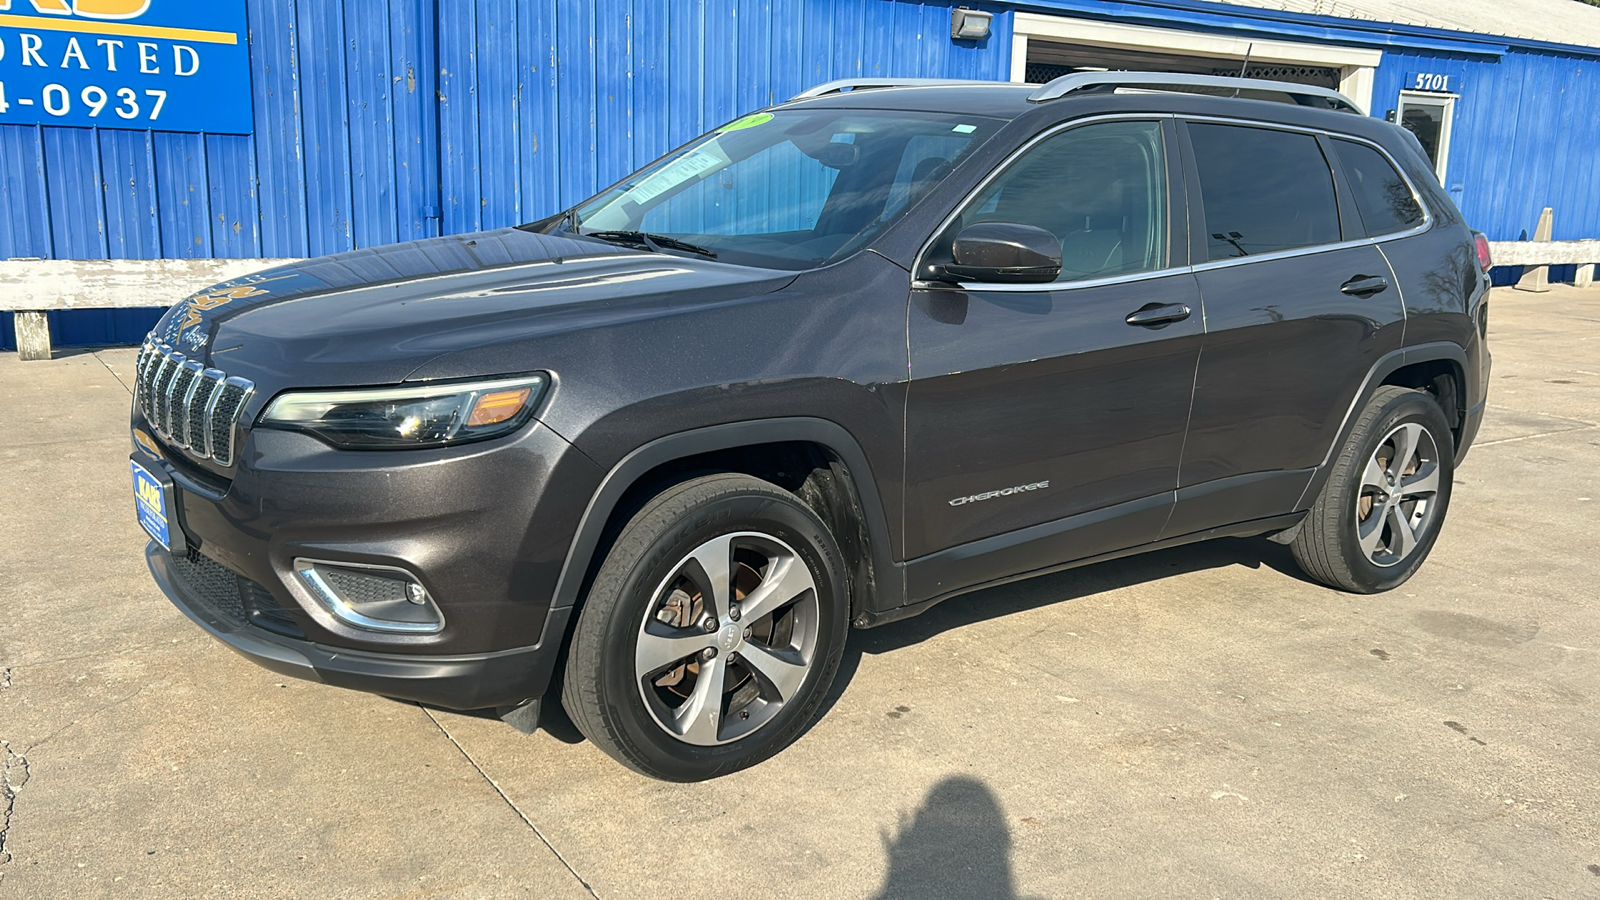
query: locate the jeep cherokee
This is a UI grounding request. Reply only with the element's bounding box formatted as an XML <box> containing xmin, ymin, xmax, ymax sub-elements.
<box><xmin>130</xmin><ymin>72</ymin><xmax>1491</xmax><ymax>781</ymax></box>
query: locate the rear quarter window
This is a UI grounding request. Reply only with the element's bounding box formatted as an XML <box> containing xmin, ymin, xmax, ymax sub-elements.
<box><xmin>1188</xmin><ymin>123</ymin><xmax>1341</xmax><ymax>260</ymax></box>
<box><xmin>1332</xmin><ymin>138</ymin><xmax>1425</xmax><ymax>236</ymax></box>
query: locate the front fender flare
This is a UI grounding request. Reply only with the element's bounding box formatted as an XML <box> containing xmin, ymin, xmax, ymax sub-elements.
<box><xmin>550</xmin><ymin>418</ymin><xmax>903</xmax><ymax>620</ymax></box>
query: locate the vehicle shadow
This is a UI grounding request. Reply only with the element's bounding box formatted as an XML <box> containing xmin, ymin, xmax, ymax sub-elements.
<box><xmin>822</xmin><ymin>535</ymin><xmax>1310</xmax><ymax>718</ymax></box>
<box><xmin>873</xmin><ymin>775</ymin><xmax>1041</xmax><ymax>900</ymax></box>
<box><xmin>516</xmin><ymin>535</ymin><xmax>1308</xmax><ymax>747</ymax></box>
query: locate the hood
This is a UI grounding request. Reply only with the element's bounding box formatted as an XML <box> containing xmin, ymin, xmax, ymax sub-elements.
<box><xmin>153</xmin><ymin>228</ymin><xmax>798</xmax><ymax>387</ymax></box>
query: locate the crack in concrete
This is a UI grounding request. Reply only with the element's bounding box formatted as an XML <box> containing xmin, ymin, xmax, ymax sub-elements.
<box><xmin>1475</xmin><ymin>423</ymin><xmax>1599</xmax><ymax>447</ymax></box>
<box><xmin>0</xmin><ymin>740</ymin><xmax>31</xmax><ymax>885</ymax></box>
<box><xmin>420</xmin><ymin>708</ymin><xmax>600</xmax><ymax>899</ymax></box>
<box><xmin>26</xmin><ymin>686</ymin><xmax>148</xmax><ymax>755</ymax></box>
<box><xmin>91</xmin><ymin>350</ymin><xmax>135</xmax><ymax>396</ymax></box>
<box><xmin>8</xmin><ymin>638</ymin><xmax>190</xmax><ymax>671</ymax></box>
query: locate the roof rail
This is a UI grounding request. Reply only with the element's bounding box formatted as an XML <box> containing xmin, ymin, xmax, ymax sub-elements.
<box><xmin>789</xmin><ymin>78</ymin><xmax>1000</xmax><ymax>100</ymax></box>
<box><xmin>1026</xmin><ymin>71</ymin><xmax>1361</xmax><ymax>113</ymax></box>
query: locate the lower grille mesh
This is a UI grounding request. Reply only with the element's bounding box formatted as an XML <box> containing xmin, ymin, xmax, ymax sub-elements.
<box><xmin>167</xmin><ymin>548</ymin><xmax>304</xmax><ymax>639</ymax></box>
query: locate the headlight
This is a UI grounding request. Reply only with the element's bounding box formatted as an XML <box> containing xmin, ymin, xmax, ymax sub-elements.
<box><xmin>258</xmin><ymin>374</ymin><xmax>547</xmax><ymax>448</ymax></box>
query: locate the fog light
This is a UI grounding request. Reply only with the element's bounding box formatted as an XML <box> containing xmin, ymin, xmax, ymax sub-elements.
<box><xmin>294</xmin><ymin>559</ymin><xmax>445</xmax><ymax>634</ymax></box>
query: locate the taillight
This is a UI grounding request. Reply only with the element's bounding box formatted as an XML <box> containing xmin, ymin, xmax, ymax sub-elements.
<box><xmin>1473</xmin><ymin>232</ymin><xmax>1493</xmax><ymax>273</ymax></box>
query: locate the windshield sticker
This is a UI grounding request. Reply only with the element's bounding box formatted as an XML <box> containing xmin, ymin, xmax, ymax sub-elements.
<box><xmin>717</xmin><ymin>112</ymin><xmax>773</xmax><ymax>133</ymax></box>
<box><xmin>952</xmin><ymin>123</ymin><xmax>977</xmax><ymax>134</ymax></box>
<box><xmin>627</xmin><ymin>145</ymin><xmax>731</xmax><ymax>204</ymax></box>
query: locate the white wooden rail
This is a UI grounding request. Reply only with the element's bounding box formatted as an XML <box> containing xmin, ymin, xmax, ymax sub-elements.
<box><xmin>1</xmin><ymin>258</ymin><xmax>297</xmax><ymax>360</ymax></box>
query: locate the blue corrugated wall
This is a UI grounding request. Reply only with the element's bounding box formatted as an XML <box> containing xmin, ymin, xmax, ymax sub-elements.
<box><xmin>3</xmin><ymin>0</ymin><xmax>1011</xmax><ymax>348</ymax></box>
<box><xmin>1</xmin><ymin>0</ymin><xmax>1010</xmax><ymax>264</ymax></box>
<box><xmin>1372</xmin><ymin>47</ymin><xmax>1600</xmax><ymax>244</ymax></box>
<box><xmin>5</xmin><ymin>0</ymin><xmax>1600</xmax><ymax>349</ymax></box>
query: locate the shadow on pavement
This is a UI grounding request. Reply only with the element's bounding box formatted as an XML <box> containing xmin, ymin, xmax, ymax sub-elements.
<box><xmin>873</xmin><ymin>775</ymin><xmax>1039</xmax><ymax>900</ymax></box>
<box><xmin>819</xmin><ymin>535</ymin><xmax>1307</xmax><ymax>719</ymax></box>
<box><xmin>513</xmin><ymin>535</ymin><xmax>1306</xmax><ymax>749</ymax></box>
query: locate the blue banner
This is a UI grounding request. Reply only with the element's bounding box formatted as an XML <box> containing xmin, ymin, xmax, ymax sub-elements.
<box><xmin>0</xmin><ymin>1</ymin><xmax>251</xmax><ymax>133</ymax></box>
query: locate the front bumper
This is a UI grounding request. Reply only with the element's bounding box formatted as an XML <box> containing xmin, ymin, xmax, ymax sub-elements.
<box><xmin>132</xmin><ymin>394</ymin><xmax>605</xmax><ymax>709</ymax></box>
<box><xmin>149</xmin><ymin>542</ymin><xmax>570</xmax><ymax>709</ymax></box>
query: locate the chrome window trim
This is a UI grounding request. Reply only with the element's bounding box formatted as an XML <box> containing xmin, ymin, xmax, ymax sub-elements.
<box><xmin>937</xmin><ymin>264</ymin><xmax>1192</xmax><ymax>294</ymax></box>
<box><xmin>292</xmin><ymin>557</ymin><xmax>446</xmax><ymax>635</ymax></box>
<box><xmin>1191</xmin><ymin>236</ymin><xmax>1381</xmax><ymax>274</ymax></box>
<box><xmin>912</xmin><ymin>112</ymin><xmax>1435</xmax><ymax>293</ymax></box>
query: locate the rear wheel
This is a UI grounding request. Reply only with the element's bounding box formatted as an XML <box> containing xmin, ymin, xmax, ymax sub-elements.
<box><xmin>1291</xmin><ymin>386</ymin><xmax>1454</xmax><ymax>593</ymax></box>
<box><xmin>561</xmin><ymin>474</ymin><xmax>848</xmax><ymax>781</ymax></box>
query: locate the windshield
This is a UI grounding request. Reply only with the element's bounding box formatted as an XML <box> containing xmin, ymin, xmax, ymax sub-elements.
<box><xmin>561</xmin><ymin>109</ymin><xmax>1004</xmax><ymax>269</ymax></box>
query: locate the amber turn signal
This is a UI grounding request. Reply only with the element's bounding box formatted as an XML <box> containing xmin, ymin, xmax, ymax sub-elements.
<box><xmin>467</xmin><ymin>388</ymin><xmax>533</xmax><ymax>426</ymax></box>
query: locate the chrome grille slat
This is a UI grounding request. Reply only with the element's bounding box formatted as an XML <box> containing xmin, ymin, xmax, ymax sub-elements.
<box><xmin>167</xmin><ymin>363</ymin><xmax>199</xmax><ymax>445</ymax></box>
<box><xmin>133</xmin><ymin>336</ymin><xmax>254</xmax><ymax>468</ymax></box>
<box><xmin>137</xmin><ymin>344</ymin><xmax>162</xmax><ymax>421</ymax></box>
<box><xmin>191</xmin><ymin>370</ymin><xmax>226</xmax><ymax>458</ymax></box>
<box><xmin>151</xmin><ymin>353</ymin><xmax>181</xmax><ymax>433</ymax></box>
<box><xmin>209</xmin><ymin>379</ymin><xmax>254</xmax><ymax>467</ymax></box>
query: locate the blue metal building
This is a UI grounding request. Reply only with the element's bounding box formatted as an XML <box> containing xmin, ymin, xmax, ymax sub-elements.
<box><xmin>3</xmin><ymin>0</ymin><xmax>1598</xmax><ymax>349</ymax></box>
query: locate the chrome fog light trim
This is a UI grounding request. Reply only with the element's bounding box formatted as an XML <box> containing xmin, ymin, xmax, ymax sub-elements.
<box><xmin>293</xmin><ymin>558</ymin><xmax>445</xmax><ymax>634</ymax></box>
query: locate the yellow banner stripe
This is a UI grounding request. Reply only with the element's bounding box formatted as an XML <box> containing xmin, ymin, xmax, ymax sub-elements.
<box><xmin>0</xmin><ymin>14</ymin><xmax>237</xmax><ymax>45</ymax></box>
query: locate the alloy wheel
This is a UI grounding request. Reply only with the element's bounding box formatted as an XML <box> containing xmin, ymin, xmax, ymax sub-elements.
<box><xmin>634</xmin><ymin>532</ymin><xmax>821</xmax><ymax>746</ymax></box>
<box><xmin>1355</xmin><ymin>421</ymin><xmax>1442</xmax><ymax>568</ymax></box>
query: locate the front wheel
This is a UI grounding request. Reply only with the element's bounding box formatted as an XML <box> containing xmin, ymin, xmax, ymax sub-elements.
<box><xmin>1291</xmin><ymin>385</ymin><xmax>1455</xmax><ymax>593</ymax></box>
<box><xmin>561</xmin><ymin>474</ymin><xmax>848</xmax><ymax>781</ymax></box>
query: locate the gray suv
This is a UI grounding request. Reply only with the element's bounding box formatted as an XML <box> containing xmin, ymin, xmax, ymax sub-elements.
<box><xmin>130</xmin><ymin>72</ymin><xmax>1491</xmax><ymax>781</ymax></box>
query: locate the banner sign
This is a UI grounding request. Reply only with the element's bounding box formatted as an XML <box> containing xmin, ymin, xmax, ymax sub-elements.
<box><xmin>0</xmin><ymin>1</ymin><xmax>251</xmax><ymax>133</ymax></box>
<box><xmin>1404</xmin><ymin>72</ymin><xmax>1460</xmax><ymax>94</ymax></box>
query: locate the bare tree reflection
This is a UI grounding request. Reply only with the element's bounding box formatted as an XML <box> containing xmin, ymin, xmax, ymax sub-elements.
<box><xmin>873</xmin><ymin>776</ymin><xmax>1041</xmax><ymax>900</ymax></box>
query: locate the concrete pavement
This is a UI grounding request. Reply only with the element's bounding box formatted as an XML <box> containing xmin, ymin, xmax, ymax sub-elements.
<box><xmin>2</xmin><ymin>286</ymin><xmax>1598</xmax><ymax>898</ymax></box>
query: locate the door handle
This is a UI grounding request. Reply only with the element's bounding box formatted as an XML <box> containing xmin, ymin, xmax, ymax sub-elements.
<box><xmin>1125</xmin><ymin>302</ymin><xmax>1192</xmax><ymax>327</ymax></box>
<box><xmin>1340</xmin><ymin>274</ymin><xmax>1390</xmax><ymax>297</ymax></box>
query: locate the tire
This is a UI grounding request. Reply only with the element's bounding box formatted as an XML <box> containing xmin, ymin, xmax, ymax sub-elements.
<box><xmin>561</xmin><ymin>473</ymin><xmax>849</xmax><ymax>781</ymax></box>
<box><xmin>1291</xmin><ymin>385</ymin><xmax>1455</xmax><ymax>593</ymax></box>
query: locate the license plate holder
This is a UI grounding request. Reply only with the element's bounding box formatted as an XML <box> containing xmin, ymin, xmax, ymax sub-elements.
<box><xmin>131</xmin><ymin>458</ymin><xmax>184</xmax><ymax>554</ymax></box>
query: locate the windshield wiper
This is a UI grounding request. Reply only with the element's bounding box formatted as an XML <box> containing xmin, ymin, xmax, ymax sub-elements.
<box><xmin>583</xmin><ymin>230</ymin><xmax>718</xmax><ymax>260</ymax></box>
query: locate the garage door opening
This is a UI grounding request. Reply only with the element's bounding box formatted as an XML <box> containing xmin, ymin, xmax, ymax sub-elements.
<box><xmin>1024</xmin><ymin>43</ymin><xmax>1342</xmax><ymax>90</ymax></box>
<box><xmin>1009</xmin><ymin>12</ymin><xmax>1381</xmax><ymax>113</ymax></box>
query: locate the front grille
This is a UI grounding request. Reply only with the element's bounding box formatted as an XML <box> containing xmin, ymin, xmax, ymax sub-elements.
<box><xmin>135</xmin><ymin>338</ymin><xmax>254</xmax><ymax>467</ymax></box>
<box><xmin>168</xmin><ymin>547</ymin><xmax>305</xmax><ymax>639</ymax></box>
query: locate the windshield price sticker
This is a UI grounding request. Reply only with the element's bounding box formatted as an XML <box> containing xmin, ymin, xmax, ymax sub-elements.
<box><xmin>625</xmin><ymin>145</ymin><xmax>732</xmax><ymax>205</ymax></box>
<box><xmin>0</xmin><ymin>1</ymin><xmax>252</xmax><ymax>133</ymax></box>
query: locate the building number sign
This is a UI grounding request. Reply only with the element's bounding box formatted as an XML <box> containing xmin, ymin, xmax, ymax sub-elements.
<box><xmin>1405</xmin><ymin>72</ymin><xmax>1459</xmax><ymax>94</ymax></box>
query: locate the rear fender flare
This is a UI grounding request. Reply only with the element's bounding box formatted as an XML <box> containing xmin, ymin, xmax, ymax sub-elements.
<box><xmin>1294</xmin><ymin>341</ymin><xmax>1469</xmax><ymax>510</ymax></box>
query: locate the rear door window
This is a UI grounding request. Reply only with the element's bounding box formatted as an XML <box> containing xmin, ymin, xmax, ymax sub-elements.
<box><xmin>1187</xmin><ymin>123</ymin><xmax>1341</xmax><ymax>260</ymax></box>
<box><xmin>1331</xmin><ymin>138</ymin><xmax>1424</xmax><ymax>237</ymax></box>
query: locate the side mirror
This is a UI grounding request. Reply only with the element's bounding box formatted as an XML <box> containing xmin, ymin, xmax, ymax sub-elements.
<box><xmin>937</xmin><ymin>222</ymin><xmax>1061</xmax><ymax>284</ymax></box>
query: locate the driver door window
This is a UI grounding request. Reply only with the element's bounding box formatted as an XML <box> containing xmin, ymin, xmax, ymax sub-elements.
<box><xmin>958</xmin><ymin>120</ymin><xmax>1167</xmax><ymax>282</ymax></box>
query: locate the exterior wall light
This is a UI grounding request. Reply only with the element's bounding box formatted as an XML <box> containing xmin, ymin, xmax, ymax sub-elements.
<box><xmin>951</xmin><ymin>7</ymin><xmax>992</xmax><ymax>41</ymax></box>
